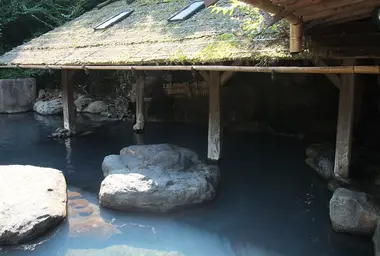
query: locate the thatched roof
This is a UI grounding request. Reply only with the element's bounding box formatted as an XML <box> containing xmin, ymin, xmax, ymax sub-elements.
<box><xmin>0</xmin><ymin>0</ymin><xmax>292</xmax><ymax>66</ymax></box>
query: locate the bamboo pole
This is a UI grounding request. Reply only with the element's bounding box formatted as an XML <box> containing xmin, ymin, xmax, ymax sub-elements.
<box><xmin>1</xmin><ymin>64</ymin><xmax>380</xmax><ymax>74</ymax></box>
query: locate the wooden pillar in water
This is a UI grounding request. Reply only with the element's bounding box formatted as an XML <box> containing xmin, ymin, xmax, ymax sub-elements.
<box><xmin>208</xmin><ymin>71</ymin><xmax>221</xmax><ymax>161</ymax></box>
<box><xmin>133</xmin><ymin>74</ymin><xmax>145</xmax><ymax>132</ymax></box>
<box><xmin>62</xmin><ymin>70</ymin><xmax>76</xmax><ymax>132</ymax></box>
<box><xmin>334</xmin><ymin>59</ymin><xmax>356</xmax><ymax>181</ymax></box>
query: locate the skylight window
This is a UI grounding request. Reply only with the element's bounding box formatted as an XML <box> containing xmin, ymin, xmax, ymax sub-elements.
<box><xmin>94</xmin><ymin>10</ymin><xmax>133</xmax><ymax>30</ymax></box>
<box><xmin>168</xmin><ymin>1</ymin><xmax>205</xmax><ymax>22</ymax></box>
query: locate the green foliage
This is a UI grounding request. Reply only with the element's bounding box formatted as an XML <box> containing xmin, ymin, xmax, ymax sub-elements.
<box><xmin>0</xmin><ymin>0</ymin><xmax>103</xmax><ymax>79</ymax></box>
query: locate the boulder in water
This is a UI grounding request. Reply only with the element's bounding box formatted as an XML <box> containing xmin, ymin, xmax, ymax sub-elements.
<box><xmin>34</xmin><ymin>98</ymin><xmax>63</xmax><ymax>115</ymax></box>
<box><xmin>329</xmin><ymin>188</ymin><xmax>379</xmax><ymax>235</ymax></box>
<box><xmin>305</xmin><ymin>143</ymin><xmax>334</xmax><ymax>180</ymax></box>
<box><xmin>0</xmin><ymin>165</ymin><xmax>67</xmax><ymax>244</ymax></box>
<box><xmin>75</xmin><ymin>96</ymin><xmax>93</xmax><ymax>112</ymax></box>
<box><xmin>83</xmin><ymin>101</ymin><xmax>108</xmax><ymax>114</ymax></box>
<box><xmin>99</xmin><ymin>144</ymin><xmax>220</xmax><ymax>212</ymax></box>
<box><xmin>0</xmin><ymin>78</ymin><xmax>36</xmax><ymax>113</ymax></box>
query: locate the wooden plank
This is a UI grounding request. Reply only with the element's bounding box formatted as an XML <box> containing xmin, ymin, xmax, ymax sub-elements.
<box><xmin>62</xmin><ymin>70</ymin><xmax>76</xmax><ymax>132</ymax></box>
<box><xmin>311</xmin><ymin>57</ymin><xmax>341</xmax><ymax>89</ymax></box>
<box><xmin>133</xmin><ymin>74</ymin><xmax>145</xmax><ymax>132</ymax></box>
<box><xmin>208</xmin><ymin>71</ymin><xmax>221</xmax><ymax>161</ymax></box>
<box><xmin>334</xmin><ymin>59</ymin><xmax>356</xmax><ymax>181</ymax></box>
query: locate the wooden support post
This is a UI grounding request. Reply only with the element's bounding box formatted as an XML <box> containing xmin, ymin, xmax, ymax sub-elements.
<box><xmin>62</xmin><ymin>70</ymin><xmax>76</xmax><ymax>132</ymax></box>
<box><xmin>290</xmin><ymin>23</ymin><xmax>303</xmax><ymax>53</ymax></box>
<box><xmin>208</xmin><ymin>71</ymin><xmax>222</xmax><ymax>161</ymax></box>
<box><xmin>334</xmin><ymin>59</ymin><xmax>356</xmax><ymax>182</ymax></box>
<box><xmin>133</xmin><ymin>74</ymin><xmax>145</xmax><ymax>132</ymax></box>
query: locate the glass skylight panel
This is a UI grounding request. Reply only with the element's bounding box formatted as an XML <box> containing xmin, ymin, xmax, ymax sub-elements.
<box><xmin>94</xmin><ymin>10</ymin><xmax>133</xmax><ymax>30</ymax></box>
<box><xmin>168</xmin><ymin>1</ymin><xmax>205</xmax><ymax>22</ymax></box>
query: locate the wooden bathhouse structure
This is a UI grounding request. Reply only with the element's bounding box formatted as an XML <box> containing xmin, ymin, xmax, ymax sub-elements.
<box><xmin>1</xmin><ymin>0</ymin><xmax>380</xmax><ymax>183</ymax></box>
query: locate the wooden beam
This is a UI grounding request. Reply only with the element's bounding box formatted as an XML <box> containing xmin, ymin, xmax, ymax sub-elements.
<box><xmin>199</xmin><ymin>71</ymin><xmax>210</xmax><ymax>82</ymax></box>
<box><xmin>334</xmin><ymin>59</ymin><xmax>356</xmax><ymax>182</ymax></box>
<box><xmin>311</xmin><ymin>57</ymin><xmax>341</xmax><ymax>89</ymax></box>
<box><xmin>303</xmin><ymin>4</ymin><xmax>376</xmax><ymax>22</ymax></box>
<box><xmin>62</xmin><ymin>70</ymin><xmax>76</xmax><ymax>132</ymax></box>
<box><xmin>4</xmin><ymin>64</ymin><xmax>380</xmax><ymax>74</ymax></box>
<box><xmin>208</xmin><ymin>71</ymin><xmax>221</xmax><ymax>161</ymax></box>
<box><xmin>242</xmin><ymin>0</ymin><xmax>302</xmax><ymax>24</ymax></box>
<box><xmin>220</xmin><ymin>60</ymin><xmax>244</xmax><ymax>86</ymax></box>
<box><xmin>295</xmin><ymin>0</ymin><xmax>370</xmax><ymax>16</ymax></box>
<box><xmin>290</xmin><ymin>23</ymin><xmax>303</xmax><ymax>53</ymax></box>
<box><xmin>133</xmin><ymin>74</ymin><xmax>145</xmax><ymax>132</ymax></box>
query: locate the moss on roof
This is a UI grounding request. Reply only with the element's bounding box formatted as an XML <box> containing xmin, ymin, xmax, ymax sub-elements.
<box><xmin>0</xmin><ymin>0</ymin><xmax>294</xmax><ymax>66</ymax></box>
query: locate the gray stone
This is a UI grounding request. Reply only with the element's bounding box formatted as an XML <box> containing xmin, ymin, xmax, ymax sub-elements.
<box><xmin>33</xmin><ymin>98</ymin><xmax>63</xmax><ymax>115</ymax></box>
<box><xmin>329</xmin><ymin>188</ymin><xmax>379</xmax><ymax>235</ymax></box>
<box><xmin>305</xmin><ymin>143</ymin><xmax>334</xmax><ymax>180</ymax></box>
<box><xmin>75</xmin><ymin>96</ymin><xmax>92</xmax><ymax>112</ymax></box>
<box><xmin>0</xmin><ymin>78</ymin><xmax>36</xmax><ymax>113</ymax></box>
<box><xmin>0</xmin><ymin>165</ymin><xmax>67</xmax><ymax>244</ymax></box>
<box><xmin>83</xmin><ymin>101</ymin><xmax>108</xmax><ymax>114</ymax></box>
<box><xmin>99</xmin><ymin>144</ymin><xmax>220</xmax><ymax>212</ymax></box>
<box><xmin>374</xmin><ymin>221</ymin><xmax>380</xmax><ymax>256</ymax></box>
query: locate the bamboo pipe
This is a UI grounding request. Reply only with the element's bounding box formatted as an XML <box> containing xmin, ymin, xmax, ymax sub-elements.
<box><xmin>1</xmin><ymin>64</ymin><xmax>380</xmax><ymax>74</ymax></box>
<box><xmin>290</xmin><ymin>23</ymin><xmax>303</xmax><ymax>54</ymax></box>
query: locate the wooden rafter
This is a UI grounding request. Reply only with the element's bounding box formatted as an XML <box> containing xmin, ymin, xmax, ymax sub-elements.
<box><xmin>295</xmin><ymin>0</ymin><xmax>370</xmax><ymax>17</ymax></box>
<box><xmin>302</xmin><ymin>1</ymin><xmax>380</xmax><ymax>22</ymax></box>
<box><xmin>242</xmin><ymin>0</ymin><xmax>302</xmax><ymax>24</ymax></box>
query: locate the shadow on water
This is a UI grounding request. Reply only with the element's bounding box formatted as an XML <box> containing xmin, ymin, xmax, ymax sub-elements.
<box><xmin>0</xmin><ymin>113</ymin><xmax>374</xmax><ymax>256</ymax></box>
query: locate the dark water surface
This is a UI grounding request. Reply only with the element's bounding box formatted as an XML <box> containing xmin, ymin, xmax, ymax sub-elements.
<box><xmin>0</xmin><ymin>113</ymin><xmax>374</xmax><ymax>256</ymax></box>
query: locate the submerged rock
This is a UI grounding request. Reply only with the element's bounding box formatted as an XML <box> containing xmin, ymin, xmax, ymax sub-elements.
<box><xmin>0</xmin><ymin>165</ymin><xmax>67</xmax><ymax>244</ymax></box>
<box><xmin>329</xmin><ymin>188</ymin><xmax>379</xmax><ymax>235</ymax></box>
<box><xmin>34</xmin><ymin>98</ymin><xmax>63</xmax><ymax>115</ymax></box>
<box><xmin>374</xmin><ymin>221</ymin><xmax>380</xmax><ymax>256</ymax></box>
<box><xmin>66</xmin><ymin>245</ymin><xmax>183</xmax><ymax>256</ymax></box>
<box><xmin>0</xmin><ymin>78</ymin><xmax>36</xmax><ymax>113</ymax></box>
<box><xmin>83</xmin><ymin>101</ymin><xmax>108</xmax><ymax>114</ymax></box>
<box><xmin>305</xmin><ymin>143</ymin><xmax>335</xmax><ymax>180</ymax></box>
<box><xmin>99</xmin><ymin>144</ymin><xmax>220</xmax><ymax>212</ymax></box>
<box><xmin>67</xmin><ymin>189</ymin><xmax>120</xmax><ymax>241</ymax></box>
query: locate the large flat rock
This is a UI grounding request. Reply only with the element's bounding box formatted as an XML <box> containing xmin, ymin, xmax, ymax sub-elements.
<box><xmin>0</xmin><ymin>165</ymin><xmax>67</xmax><ymax>244</ymax></box>
<box><xmin>99</xmin><ymin>144</ymin><xmax>220</xmax><ymax>212</ymax></box>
